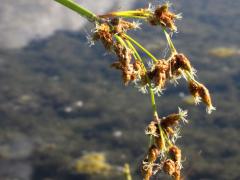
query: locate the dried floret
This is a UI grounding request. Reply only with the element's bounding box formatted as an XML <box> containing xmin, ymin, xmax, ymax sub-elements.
<box><xmin>93</xmin><ymin>23</ymin><xmax>113</xmax><ymax>50</ymax></box>
<box><xmin>149</xmin><ymin>3</ymin><xmax>181</xmax><ymax>31</ymax></box>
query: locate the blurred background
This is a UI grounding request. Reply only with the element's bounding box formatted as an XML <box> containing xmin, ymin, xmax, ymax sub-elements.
<box><xmin>0</xmin><ymin>0</ymin><xmax>239</xmax><ymax>179</ymax></box>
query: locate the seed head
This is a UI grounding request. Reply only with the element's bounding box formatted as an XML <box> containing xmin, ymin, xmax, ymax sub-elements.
<box><xmin>188</xmin><ymin>80</ymin><xmax>201</xmax><ymax>104</ymax></box>
<box><xmin>169</xmin><ymin>145</ymin><xmax>181</xmax><ymax>164</ymax></box>
<box><xmin>161</xmin><ymin>113</ymin><xmax>181</xmax><ymax>128</ymax></box>
<box><xmin>93</xmin><ymin>23</ymin><xmax>113</xmax><ymax>50</ymax></box>
<box><xmin>148</xmin><ymin>145</ymin><xmax>160</xmax><ymax>163</ymax></box>
<box><xmin>155</xmin><ymin>136</ymin><xmax>164</xmax><ymax>150</ymax></box>
<box><xmin>188</xmin><ymin>80</ymin><xmax>215</xmax><ymax>113</ymax></box>
<box><xmin>165</xmin><ymin>126</ymin><xmax>175</xmax><ymax>136</ymax></box>
<box><xmin>197</xmin><ymin>83</ymin><xmax>216</xmax><ymax>114</ymax></box>
<box><xmin>149</xmin><ymin>3</ymin><xmax>181</xmax><ymax>31</ymax></box>
<box><xmin>145</xmin><ymin>121</ymin><xmax>158</xmax><ymax>137</ymax></box>
<box><xmin>141</xmin><ymin>162</ymin><xmax>153</xmax><ymax>180</ymax></box>
<box><xmin>149</xmin><ymin>59</ymin><xmax>170</xmax><ymax>90</ymax></box>
<box><xmin>163</xmin><ymin>159</ymin><xmax>175</xmax><ymax>176</ymax></box>
<box><xmin>170</xmin><ymin>53</ymin><xmax>194</xmax><ymax>75</ymax></box>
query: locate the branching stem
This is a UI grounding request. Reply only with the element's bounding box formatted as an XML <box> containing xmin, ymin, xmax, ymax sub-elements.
<box><xmin>123</xmin><ymin>34</ymin><xmax>158</xmax><ymax>63</ymax></box>
<box><xmin>118</xmin><ymin>35</ymin><xmax>158</xmax><ymax>118</ymax></box>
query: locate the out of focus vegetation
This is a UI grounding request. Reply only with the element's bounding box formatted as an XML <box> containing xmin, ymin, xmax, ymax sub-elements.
<box><xmin>74</xmin><ymin>152</ymin><xmax>112</xmax><ymax>175</ymax></box>
<box><xmin>208</xmin><ymin>47</ymin><xmax>240</xmax><ymax>58</ymax></box>
<box><xmin>0</xmin><ymin>0</ymin><xmax>239</xmax><ymax>180</ymax></box>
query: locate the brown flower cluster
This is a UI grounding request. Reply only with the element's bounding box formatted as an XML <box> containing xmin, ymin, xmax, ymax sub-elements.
<box><xmin>93</xmin><ymin>18</ymin><xmax>139</xmax><ymax>50</ymax></box>
<box><xmin>146</xmin><ymin>53</ymin><xmax>215</xmax><ymax>113</ymax></box>
<box><xmin>142</xmin><ymin>110</ymin><xmax>187</xmax><ymax>180</ymax></box>
<box><xmin>111</xmin><ymin>43</ymin><xmax>146</xmax><ymax>85</ymax></box>
<box><xmin>188</xmin><ymin>80</ymin><xmax>215</xmax><ymax>113</ymax></box>
<box><xmin>147</xmin><ymin>53</ymin><xmax>194</xmax><ymax>93</ymax></box>
<box><xmin>55</xmin><ymin>1</ymin><xmax>216</xmax><ymax>180</ymax></box>
<box><xmin>148</xmin><ymin>3</ymin><xmax>181</xmax><ymax>31</ymax></box>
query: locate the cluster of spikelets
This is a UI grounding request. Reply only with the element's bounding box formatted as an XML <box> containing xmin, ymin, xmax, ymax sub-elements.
<box><xmin>93</xmin><ymin>3</ymin><xmax>215</xmax><ymax>113</ymax></box>
<box><xmin>90</xmin><ymin>3</ymin><xmax>215</xmax><ymax>180</ymax></box>
<box><xmin>55</xmin><ymin>1</ymin><xmax>215</xmax><ymax>180</ymax></box>
<box><xmin>142</xmin><ymin>108</ymin><xmax>187</xmax><ymax>180</ymax></box>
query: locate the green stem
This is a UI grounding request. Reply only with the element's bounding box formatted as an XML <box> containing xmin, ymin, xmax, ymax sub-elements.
<box><xmin>54</xmin><ymin>0</ymin><xmax>98</xmax><ymax>22</ymax></box>
<box><xmin>149</xmin><ymin>86</ymin><xmax>158</xmax><ymax>118</ymax></box>
<box><xmin>114</xmin><ymin>35</ymin><xmax>127</xmax><ymax>47</ymax></box>
<box><xmin>99</xmin><ymin>14</ymin><xmax>148</xmax><ymax>19</ymax></box>
<box><xmin>162</xmin><ymin>28</ymin><xmax>177</xmax><ymax>54</ymax></box>
<box><xmin>123</xmin><ymin>37</ymin><xmax>158</xmax><ymax>118</ymax></box>
<box><xmin>99</xmin><ymin>10</ymin><xmax>151</xmax><ymax>18</ymax></box>
<box><xmin>124</xmin><ymin>34</ymin><xmax>158</xmax><ymax>63</ymax></box>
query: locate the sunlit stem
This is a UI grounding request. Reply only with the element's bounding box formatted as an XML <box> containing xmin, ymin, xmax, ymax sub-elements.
<box><xmin>114</xmin><ymin>34</ymin><xmax>127</xmax><ymax>47</ymax></box>
<box><xmin>158</xmin><ymin>124</ymin><xmax>166</xmax><ymax>150</ymax></box>
<box><xmin>162</xmin><ymin>28</ymin><xmax>177</xmax><ymax>54</ymax></box>
<box><xmin>123</xmin><ymin>36</ymin><xmax>158</xmax><ymax>118</ymax></box>
<box><xmin>124</xmin><ymin>34</ymin><xmax>158</xmax><ymax>63</ymax></box>
<box><xmin>99</xmin><ymin>14</ymin><xmax>148</xmax><ymax>19</ymax></box>
<box><xmin>99</xmin><ymin>10</ymin><xmax>151</xmax><ymax>19</ymax></box>
<box><xmin>54</xmin><ymin>0</ymin><xmax>98</xmax><ymax>22</ymax></box>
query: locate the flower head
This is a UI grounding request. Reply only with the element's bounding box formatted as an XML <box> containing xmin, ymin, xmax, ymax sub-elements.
<box><xmin>148</xmin><ymin>3</ymin><xmax>181</xmax><ymax>31</ymax></box>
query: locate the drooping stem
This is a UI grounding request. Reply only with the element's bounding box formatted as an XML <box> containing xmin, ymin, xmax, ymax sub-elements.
<box><xmin>54</xmin><ymin>0</ymin><xmax>98</xmax><ymax>22</ymax></box>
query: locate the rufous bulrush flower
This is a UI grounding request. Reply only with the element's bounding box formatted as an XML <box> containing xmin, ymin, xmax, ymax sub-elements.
<box><xmin>148</xmin><ymin>3</ymin><xmax>181</xmax><ymax>31</ymax></box>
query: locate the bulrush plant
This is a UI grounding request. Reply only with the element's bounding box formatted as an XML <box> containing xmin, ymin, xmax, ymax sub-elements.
<box><xmin>55</xmin><ymin>0</ymin><xmax>216</xmax><ymax>179</ymax></box>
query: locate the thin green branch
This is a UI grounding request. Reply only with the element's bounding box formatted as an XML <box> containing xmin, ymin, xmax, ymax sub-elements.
<box><xmin>123</xmin><ymin>37</ymin><xmax>158</xmax><ymax>118</ymax></box>
<box><xmin>99</xmin><ymin>14</ymin><xmax>148</xmax><ymax>19</ymax></box>
<box><xmin>124</xmin><ymin>34</ymin><xmax>158</xmax><ymax>63</ymax></box>
<box><xmin>162</xmin><ymin>28</ymin><xmax>177</xmax><ymax>54</ymax></box>
<box><xmin>54</xmin><ymin>0</ymin><xmax>98</xmax><ymax>22</ymax></box>
<box><xmin>99</xmin><ymin>10</ymin><xmax>151</xmax><ymax>19</ymax></box>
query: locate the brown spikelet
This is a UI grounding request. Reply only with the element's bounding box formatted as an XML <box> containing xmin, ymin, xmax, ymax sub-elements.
<box><xmin>141</xmin><ymin>165</ymin><xmax>153</xmax><ymax>180</ymax></box>
<box><xmin>148</xmin><ymin>145</ymin><xmax>160</xmax><ymax>163</ymax></box>
<box><xmin>133</xmin><ymin>60</ymin><xmax>146</xmax><ymax>78</ymax></box>
<box><xmin>173</xmin><ymin>163</ymin><xmax>181</xmax><ymax>180</ymax></box>
<box><xmin>150</xmin><ymin>59</ymin><xmax>169</xmax><ymax>89</ymax></box>
<box><xmin>198</xmin><ymin>83</ymin><xmax>212</xmax><ymax>108</ymax></box>
<box><xmin>155</xmin><ymin>136</ymin><xmax>164</xmax><ymax>150</ymax></box>
<box><xmin>188</xmin><ymin>80</ymin><xmax>199</xmax><ymax>98</ymax></box>
<box><xmin>146</xmin><ymin>121</ymin><xmax>158</xmax><ymax>136</ymax></box>
<box><xmin>165</xmin><ymin>126</ymin><xmax>175</xmax><ymax>136</ymax></box>
<box><xmin>93</xmin><ymin>23</ymin><xmax>113</xmax><ymax>50</ymax></box>
<box><xmin>170</xmin><ymin>53</ymin><xmax>193</xmax><ymax>74</ymax></box>
<box><xmin>169</xmin><ymin>146</ymin><xmax>181</xmax><ymax>163</ymax></box>
<box><xmin>163</xmin><ymin>159</ymin><xmax>176</xmax><ymax>176</ymax></box>
<box><xmin>149</xmin><ymin>4</ymin><xmax>180</xmax><ymax>31</ymax></box>
<box><xmin>161</xmin><ymin>113</ymin><xmax>181</xmax><ymax>128</ymax></box>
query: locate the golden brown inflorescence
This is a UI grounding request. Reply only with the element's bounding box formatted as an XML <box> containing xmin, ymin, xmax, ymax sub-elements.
<box><xmin>142</xmin><ymin>109</ymin><xmax>187</xmax><ymax>180</ymax></box>
<box><xmin>188</xmin><ymin>80</ymin><xmax>216</xmax><ymax>113</ymax></box>
<box><xmin>56</xmin><ymin>1</ymin><xmax>216</xmax><ymax>180</ymax></box>
<box><xmin>93</xmin><ymin>18</ymin><xmax>140</xmax><ymax>51</ymax></box>
<box><xmin>148</xmin><ymin>3</ymin><xmax>181</xmax><ymax>31</ymax></box>
<box><xmin>88</xmin><ymin>2</ymin><xmax>215</xmax><ymax>180</ymax></box>
<box><xmin>111</xmin><ymin>43</ymin><xmax>146</xmax><ymax>85</ymax></box>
